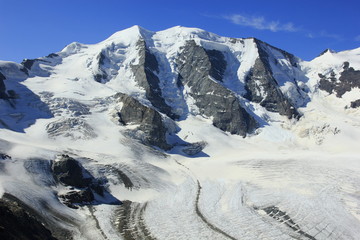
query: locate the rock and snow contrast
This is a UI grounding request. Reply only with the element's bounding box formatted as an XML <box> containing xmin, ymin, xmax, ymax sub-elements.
<box><xmin>0</xmin><ymin>25</ymin><xmax>360</xmax><ymax>239</ymax></box>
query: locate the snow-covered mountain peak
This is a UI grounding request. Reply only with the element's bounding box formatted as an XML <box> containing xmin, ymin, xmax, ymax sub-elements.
<box><xmin>318</xmin><ymin>48</ymin><xmax>336</xmax><ymax>56</ymax></box>
<box><xmin>156</xmin><ymin>25</ymin><xmax>225</xmax><ymax>42</ymax></box>
<box><xmin>310</xmin><ymin>47</ymin><xmax>360</xmax><ymax>68</ymax></box>
<box><xmin>61</xmin><ymin>42</ymin><xmax>87</xmax><ymax>55</ymax></box>
<box><xmin>104</xmin><ymin>25</ymin><xmax>153</xmax><ymax>46</ymax></box>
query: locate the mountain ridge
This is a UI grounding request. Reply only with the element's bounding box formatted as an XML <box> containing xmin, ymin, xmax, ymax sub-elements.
<box><xmin>1</xmin><ymin>26</ymin><xmax>359</xmax><ymax>144</ymax></box>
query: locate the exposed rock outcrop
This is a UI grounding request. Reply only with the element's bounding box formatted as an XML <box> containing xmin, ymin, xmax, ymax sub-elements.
<box><xmin>181</xmin><ymin>141</ymin><xmax>207</xmax><ymax>156</ymax></box>
<box><xmin>20</xmin><ymin>55</ymin><xmax>62</xmax><ymax>77</ymax></box>
<box><xmin>113</xmin><ymin>93</ymin><xmax>172</xmax><ymax>150</ymax></box>
<box><xmin>21</xmin><ymin>59</ymin><xmax>39</xmax><ymax>71</ymax></box>
<box><xmin>244</xmin><ymin>39</ymin><xmax>300</xmax><ymax>119</ymax></box>
<box><xmin>20</xmin><ymin>58</ymin><xmax>49</xmax><ymax>76</ymax></box>
<box><xmin>131</xmin><ymin>40</ymin><xmax>178</xmax><ymax>119</ymax></box>
<box><xmin>0</xmin><ymin>195</ymin><xmax>57</xmax><ymax>240</ymax></box>
<box><xmin>319</xmin><ymin>62</ymin><xmax>360</xmax><ymax>97</ymax></box>
<box><xmin>176</xmin><ymin>40</ymin><xmax>257</xmax><ymax>137</ymax></box>
<box><xmin>0</xmin><ymin>71</ymin><xmax>7</xmax><ymax>99</ymax></box>
<box><xmin>52</xmin><ymin>154</ymin><xmax>119</xmax><ymax>208</ymax></box>
<box><xmin>94</xmin><ymin>52</ymin><xmax>109</xmax><ymax>82</ymax></box>
<box><xmin>0</xmin><ymin>153</ymin><xmax>11</xmax><ymax>160</ymax></box>
<box><xmin>58</xmin><ymin>189</ymin><xmax>94</xmax><ymax>209</ymax></box>
<box><xmin>52</xmin><ymin>155</ymin><xmax>92</xmax><ymax>188</ymax></box>
<box><xmin>350</xmin><ymin>99</ymin><xmax>360</xmax><ymax>108</ymax></box>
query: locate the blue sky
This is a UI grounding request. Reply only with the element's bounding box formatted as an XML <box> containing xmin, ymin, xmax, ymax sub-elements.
<box><xmin>1</xmin><ymin>0</ymin><xmax>359</xmax><ymax>62</ymax></box>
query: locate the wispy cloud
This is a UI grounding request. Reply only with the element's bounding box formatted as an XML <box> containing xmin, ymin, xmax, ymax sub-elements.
<box><xmin>307</xmin><ymin>31</ymin><xmax>343</xmax><ymax>41</ymax></box>
<box><xmin>355</xmin><ymin>35</ymin><xmax>360</xmax><ymax>41</ymax></box>
<box><xmin>218</xmin><ymin>13</ymin><xmax>344</xmax><ymax>41</ymax></box>
<box><xmin>319</xmin><ymin>31</ymin><xmax>343</xmax><ymax>40</ymax></box>
<box><xmin>224</xmin><ymin>14</ymin><xmax>299</xmax><ymax>32</ymax></box>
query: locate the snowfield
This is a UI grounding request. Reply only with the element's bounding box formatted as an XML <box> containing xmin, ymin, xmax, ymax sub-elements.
<box><xmin>0</xmin><ymin>26</ymin><xmax>360</xmax><ymax>239</ymax></box>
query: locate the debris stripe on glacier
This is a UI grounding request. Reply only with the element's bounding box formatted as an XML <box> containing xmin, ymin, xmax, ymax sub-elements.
<box><xmin>143</xmin><ymin>162</ymin><xmax>230</xmax><ymax>240</ymax></box>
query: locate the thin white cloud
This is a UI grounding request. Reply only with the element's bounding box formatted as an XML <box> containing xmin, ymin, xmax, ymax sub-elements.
<box><xmin>355</xmin><ymin>35</ymin><xmax>360</xmax><ymax>41</ymax></box>
<box><xmin>306</xmin><ymin>30</ymin><xmax>343</xmax><ymax>41</ymax></box>
<box><xmin>220</xmin><ymin>13</ymin><xmax>344</xmax><ymax>41</ymax></box>
<box><xmin>319</xmin><ymin>30</ymin><xmax>343</xmax><ymax>41</ymax></box>
<box><xmin>224</xmin><ymin>14</ymin><xmax>298</xmax><ymax>32</ymax></box>
<box><xmin>307</xmin><ymin>33</ymin><xmax>315</xmax><ymax>39</ymax></box>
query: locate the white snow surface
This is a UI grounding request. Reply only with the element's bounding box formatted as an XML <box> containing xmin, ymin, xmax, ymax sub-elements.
<box><xmin>0</xmin><ymin>26</ymin><xmax>360</xmax><ymax>239</ymax></box>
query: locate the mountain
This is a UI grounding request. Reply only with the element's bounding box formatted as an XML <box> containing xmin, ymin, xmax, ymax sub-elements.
<box><xmin>0</xmin><ymin>26</ymin><xmax>360</xmax><ymax>240</ymax></box>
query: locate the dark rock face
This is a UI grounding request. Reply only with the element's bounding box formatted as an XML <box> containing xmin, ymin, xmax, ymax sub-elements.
<box><xmin>20</xmin><ymin>58</ymin><xmax>48</xmax><ymax>76</ymax></box>
<box><xmin>318</xmin><ymin>72</ymin><xmax>336</xmax><ymax>94</ymax></box>
<box><xmin>244</xmin><ymin>39</ymin><xmax>300</xmax><ymax>119</ymax></box>
<box><xmin>319</xmin><ymin>62</ymin><xmax>360</xmax><ymax>97</ymax></box>
<box><xmin>94</xmin><ymin>52</ymin><xmax>108</xmax><ymax>83</ymax></box>
<box><xmin>254</xmin><ymin>38</ymin><xmax>299</xmax><ymax>68</ymax></box>
<box><xmin>114</xmin><ymin>93</ymin><xmax>171</xmax><ymax>150</ymax></box>
<box><xmin>46</xmin><ymin>53</ymin><xmax>59</xmax><ymax>58</ymax></box>
<box><xmin>131</xmin><ymin>40</ymin><xmax>178</xmax><ymax>119</ymax></box>
<box><xmin>0</xmin><ymin>71</ymin><xmax>18</xmax><ymax>100</ymax></box>
<box><xmin>0</xmin><ymin>71</ymin><xmax>7</xmax><ymax>99</ymax></box>
<box><xmin>350</xmin><ymin>99</ymin><xmax>360</xmax><ymax>108</ymax></box>
<box><xmin>52</xmin><ymin>154</ymin><xmax>120</xmax><ymax>208</ymax></box>
<box><xmin>181</xmin><ymin>142</ymin><xmax>207</xmax><ymax>156</ymax></box>
<box><xmin>52</xmin><ymin>155</ymin><xmax>91</xmax><ymax>188</ymax></box>
<box><xmin>176</xmin><ymin>40</ymin><xmax>257</xmax><ymax>137</ymax></box>
<box><xmin>21</xmin><ymin>59</ymin><xmax>37</xmax><ymax>71</ymax></box>
<box><xmin>58</xmin><ymin>189</ymin><xmax>94</xmax><ymax>209</ymax></box>
<box><xmin>20</xmin><ymin>56</ymin><xmax>61</xmax><ymax>77</ymax></box>
<box><xmin>205</xmin><ymin>49</ymin><xmax>227</xmax><ymax>81</ymax></box>
<box><xmin>0</xmin><ymin>153</ymin><xmax>11</xmax><ymax>160</ymax></box>
<box><xmin>0</xmin><ymin>196</ymin><xmax>57</xmax><ymax>240</ymax></box>
<box><xmin>21</xmin><ymin>58</ymin><xmax>50</xmax><ymax>71</ymax></box>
